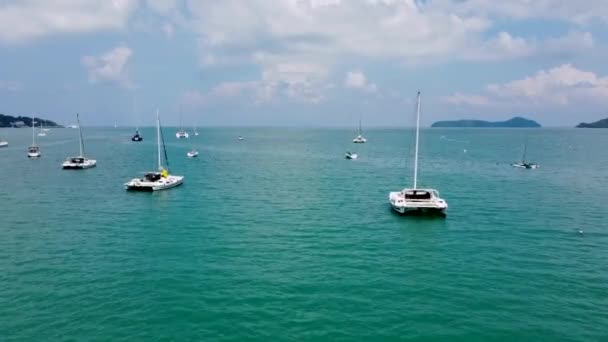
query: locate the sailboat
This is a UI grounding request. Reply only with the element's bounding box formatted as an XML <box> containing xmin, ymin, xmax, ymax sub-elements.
<box><xmin>512</xmin><ymin>140</ymin><xmax>538</xmax><ymax>169</ymax></box>
<box><xmin>37</xmin><ymin>121</ymin><xmax>46</xmax><ymax>137</ymax></box>
<box><xmin>131</xmin><ymin>127</ymin><xmax>143</xmax><ymax>141</ymax></box>
<box><xmin>62</xmin><ymin>114</ymin><xmax>96</xmax><ymax>169</ymax></box>
<box><xmin>28</xmin><ymin>117</ymin><xmax>41</xmax><ymax>158</ymax></box>
<box><xmin>353</xmin><ymin>119</ymin><xmax>367</xmax><ymax>143</ymax></box>
<box><xmin>0</xmin><ymin>139</ymin><xmax>7</xmax><ymax>148</ymax></box>
<box><xmin>193</xmin><ymin>126</ymin><xmax>199</xmax><ymax>136</ymax></box>
<box><xmin>187</xmin><ymin>149</ymin><xmax>199</xmax><ymax>158</ymax></box>
<box><xmin>345</xmin><ymin>151</ymin><xmax>358</xmax><ymax>160</ymax></box>
<box><xmin>389</xmin><ymin>92</ymin><xmax>448</xmax><ymax>216</ymax></box>
<box><xmin>176</xmin><ymin>109</ymin><xmax>189</xmax><ymax>139</ymax></box>
<box><xmin>125</xmin><ymin>110</ymin><xmax>184</xmax><ymax>191</ymax></box>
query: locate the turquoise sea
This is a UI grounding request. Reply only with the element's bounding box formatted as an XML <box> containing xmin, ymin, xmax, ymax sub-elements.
<box><xmin>1</xmin><ymin>127</ymin><xmax>607</xmax><ymax>341</ymax></box>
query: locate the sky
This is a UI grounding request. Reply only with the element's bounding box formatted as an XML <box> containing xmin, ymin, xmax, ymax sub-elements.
<box><xmin>1</xmin><ymin>0</ymin><xmax>608</xmax><ymax>127</ymax></box>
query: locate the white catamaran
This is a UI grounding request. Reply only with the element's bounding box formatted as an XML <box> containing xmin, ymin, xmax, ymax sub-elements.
<box><xmin>125</xmin><ymin>110</ymin><xmax>184</xmax><ymax>191</ymax></box>
<box><xmin>37</xmin><ymin>121</ymin><xmax>46</xmax><ymax>136</ymax></box>
<box><xmin>512</xmin><ymin>140</ymin><xmax>538</xmax><ymax>169</ymax></box>
<box><xmin>389</xmin><ymin>92</ymin><xmax>448</xmax><ymax>216</ymax></box>
<box><xmin>62</xmin><ymin>114</ymin><xmax>96</xmax><ymax>169</ymax></box>
<box><xmin>176</xmin><ymin>109</ymin><xmax>189</xmax><ymax>139</ymax></box>
<box><xmin>28</xmin><ymin>117</ymin><xmax>41</xmax><ymax>158</ymax></box>
<box><xmin>353</xmin><ymin>119</ymin><xmax>367</xmax><ymax>143</ymax></box>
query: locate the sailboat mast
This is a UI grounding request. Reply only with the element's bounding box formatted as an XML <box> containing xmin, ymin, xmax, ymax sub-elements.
<box><xmin>413</xmin><ymin>91</ymin><xmax>421</xmax><ymax>189</ymax></box>
<box><xmin>522</xmin><ymin>140</ymin><xmax>528</xmax><ymax>163</ymax></box>
<box><xmin>359</xmin><ymin>119</ymin><xmax>362</xmax><ymax>135</ymax></box>
<box><xmin>77</xmin><ymin>113</ymin><xmax>84</xmax><ymax>157</ymax></box>
<box><xmin>32</xmin><ymin>117</ymin><xmax>36</xmax><ymax>145</ymax></box>
<box><xmin>157</xmin><ymin>109</ymin><xmax>162</xmax><ymax>170</ymax></box>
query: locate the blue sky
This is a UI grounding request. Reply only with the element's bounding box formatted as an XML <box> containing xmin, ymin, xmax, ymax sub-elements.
<box><xmin>1</xmin><ymin>0</ymin><xmax>608</xmax><ymax>127</ymax></box>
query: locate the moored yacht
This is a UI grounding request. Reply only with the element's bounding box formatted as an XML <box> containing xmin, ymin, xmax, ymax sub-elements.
<box><xmin>132</xmin><ymin>129</ymin><xmax>143</xmax><ymax>141</ymax></box>
<box><xmin>125</xmin><ymin>110</ymin><xmax>183</xmax><ymax>191</ymax></box>
<box><xmin>0</xmin><ymin>139</ymin><xmax>7</xmax><ymax>148</ymax></box>
<box><xmin>28</xmin><ymin>117</ymin><xmax>41</xmax><ymax>158</ymax></box>
<box><xmin>187</xmin><ymin>149</ymin><xmax>199</xmax><ymax>158</ymax></box>
<box><xmin>353</xmin><ymin>120</ymin><xmax>367</xmax><ymax>143</ymax></box>
<box><xmin>37</xmin><ymin>121</ymin><xmax>46</xmax><ymax>137</ymax></box>
<box><xmin>512</xmin><ymin>141</ymin><xmax>538</xmax><ymax>169</ymax></box>
<box><xmin>389</xmin><ymin>92</ymin><xmax>447</xmax><ymax>216</ymax></box>
<box><xmin>62</xmin><ymin>114</ymin><xmax>96</xmax><ymax>169</ymax></box>
<box><xmin>176</xmin><ymin>110</ymin><xmax>189</xmax><ymax>139</ymax></box>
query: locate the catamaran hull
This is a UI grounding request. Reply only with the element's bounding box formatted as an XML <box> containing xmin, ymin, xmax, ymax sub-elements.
<box><xmin>125</xmin><ymin>179</ymin><xmax>183</xmax><ymax>191</ymax></box>
<box><xmin>391</xmin><ymin>205</ymin><xmax>446</xmax><ymax>216</ymax></box>
<box><xmin>62</xmin><ymin>162</ymin><xmax>97</xmax><ymax>169</ymax></box>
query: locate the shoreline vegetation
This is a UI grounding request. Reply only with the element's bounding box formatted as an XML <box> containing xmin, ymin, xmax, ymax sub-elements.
<box><xmin>431</xmin><ymin>117</ymin><xmax>541</xmax><ymax>128</ymax></box>
<box><xmin>0</xmin><ymin>114</ymin><xmax>62</xmax><ymax>128</ymax></box>
<box><xmin>576</xmin><ymin>118</ymin><xmax>608</xmax><ymax>128</ymax></box>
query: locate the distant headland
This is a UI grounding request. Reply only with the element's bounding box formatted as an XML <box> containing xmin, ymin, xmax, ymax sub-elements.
<box><xmin>576</xmin><ymin>118</ymin><xmax>608</xmax><ymax>128</ymax></box>
<box><xmin>431</xmin><ymin>117</ymin><xmax>541</xmax><ymax>128</ymax></box>
<box><xmin>0</xmin><ymin>114</ymin><xmax>62</xmax><ymax>128</ymax></box>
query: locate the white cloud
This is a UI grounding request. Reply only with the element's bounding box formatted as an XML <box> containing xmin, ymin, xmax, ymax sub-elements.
<box><xmin>162</xmin><ymin>22</ymin><xmax>174</xmax><ymax>38</ymax></box>
<box><xmin>0</xmin><ymin>0</ymin><xmax>137</xmax><ymax>43</ymax></box>
<box><xmin>434</xmin><ymin>0</ymin><xmax>608</xmax><ymax>24</ymax></box>
<box><xmin>181</xmin><ymin>62</ymin><xmax>332</xmax><ymax>107</ymax></box>
<box><xmin>82</xmin><ymin>45</ymin><xmax>134</xmax><ymax>88</ymax></box>
<box><xmin>344</xmin><ymin>71</ymin><xmax>377</xmax><ymax>92</ymax></box>
<box><xmin>0</xmin><ymin>81</ymin><xmax>24</xmax><ymax>92</ymax></box>
<box><xmin>444</xmin><ymin>64</ymin><xmax>608</xmax><ymax>109</ymax></box>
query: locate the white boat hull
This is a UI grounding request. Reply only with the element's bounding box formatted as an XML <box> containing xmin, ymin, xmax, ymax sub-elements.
<box><xmin>28</xmin><ymin>152</ymin><xmax>41</xmax><ymax>158</ymax></box>
<box><xmin>389</xmin><ymin>190</ymin><xmax>447</xmax><ymax>216</ymax></box>
<box><xmin>187</xmin><ymin>151</ymin><xmax>199</xmax><ymax>158</ymax></box>
<box><xmin>125</xmin><ymin>175</ymin><xmax>184</xmax><ymax>191</ymax></box>
<box><xmin>512</xmin><ymin>163</ymin><xmax>539</xmax><ymax>169</ymax></box>
<box><xmin>176</xmin><ymin>132</ymin><xmax>189</xmax><ymax>139</ymax></box>
<box><xmin>0</xmin><ymin>141</ymin><xmax>7</xmax><ymax>148</ymax></box>
<box><xmin>345</xmin><ymin>153</ymin><xmax>358</xmax><ymax>160</ymax></box>
<box><xmin>353</xmin><ymin>136</ymin><xmax>367</xmax><ymax>143</ymax></box>
<box><xmin>62</xmin><ymin>158</ymin><xmax>97</xmax><ymax>169</ymax></box>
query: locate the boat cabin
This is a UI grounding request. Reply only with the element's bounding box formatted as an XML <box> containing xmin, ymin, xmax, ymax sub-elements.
<box><xmin>69</xmin><ymin>157</ymin><xmax>85</xmax><ymax>164</ymax></box>
<box><xmin>28</xmin><ymin>146</ymin><xmax>39</xmax><ymax>153</ymax></box>
<box><xmin>144</xmin><ymin>173</ymin><xmax>162</xmax><ymax>182</ymax></box>
<box><xmin>404</xmin><ymin>190</ymin><xmax>434</xmax><ymax>200</ymax></box>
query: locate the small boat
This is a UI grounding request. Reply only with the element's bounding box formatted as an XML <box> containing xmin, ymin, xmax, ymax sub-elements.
<box><xmin>345</xmin><ymin>151</ymin><xmax>358</xmax><ymax>160</ymax></box>
<box><xmin>176</xmin><ymin>130</ymin><xmax>189</xmax><ymax>139</ymax></box>
<box><xmin>62</xmin><ymin>114</ymin><xmax>96</xmax><ymax>169</ymax></box>
<box><xmin>238</xmin><ymin>136</ymin><xmax>244</xmax><ymax>141</ymax></box>
<box><xmin>28</xmin><ymin>117</ymin><xmax>41</xmax><ymax>158</ymax></box>
<box><xmin>0</xmin><ymin>140</ymin><xmax>7</xmax><ymax>148</ymax></box>
<box><xmin>131</xmin><ymin>129</ymin><xmax>143</xmax><ymax>141</ymax></box>
<box><xmin>353</xmin><ymin>120</ymin><xmax>367</xmax><ymax>143</ymax></box>
<box><xmin>512</xmin><ymin>141</ymin><xmax>538</xmax><ymax>169</ymax></box>
<box><xmin>176</xmin><ymin>109</ymin><xmax>189</xmax><ymax>139</ymax></box>
<box><xmin>187</xmin><ymin>150</ymin><xmax>199</xmax><ymax>158</ymax></box>
<box><xmin>125</xmin><ymin>110</ymin><xmax>184</xmax><ymax>191</ymax></box>
<box><xmin>389</xmin><ymin>92</ymin><xmax>447</xmax><ymax>216</ymax></box>
<box><xmin>37</xmin><ymin>121</ymin><xmax>46</xmax><ymax>137</ymax></box>
<box><xmin>193</xmin><ymin>126</ymin><xmax>199</xmax><ymax>136</ymax></box>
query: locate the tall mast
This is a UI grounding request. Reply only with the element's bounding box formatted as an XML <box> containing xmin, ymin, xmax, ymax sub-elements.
<box><xmin>359</xmin><ymin>119</ymin><xmax>362</xmax><ymax>135</ymax></box>
<box><xmin>157</xmin><ymin>109</ymin><xmax>162</xmax><ymax>170</ymax></box>
<box><xmin>77</xmin><ymin>113</ymin><xmax>84</xmax><ymax>157</ymax></box>
<box><xmin>413</xmin><ymin>91</ymin><xmax>421</xmax><ymax>189</ymax></box>
<box><xmin>32</xmin><ymin>117</ymin><xmax>36</xmax><ymax>146</ymax></box>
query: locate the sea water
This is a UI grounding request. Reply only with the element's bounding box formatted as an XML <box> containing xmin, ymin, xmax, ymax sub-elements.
<box><xmin>1</xmin><ymin>127</ymin><xmax>607</xmax><ymax>341</ymax></box>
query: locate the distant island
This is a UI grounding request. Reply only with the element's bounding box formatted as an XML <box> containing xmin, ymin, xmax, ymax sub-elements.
<box><xmin>576</xmin><ymin>118</ymin><xmax>608</xmax><ymax>128</ymax></box>
<box><xmin>0</xmin><ymin>114</ymin><xmax>62</xmax><ymax>128</ymax></box>
<box><xmin>431</xmin><ymin>116</ymin><xmax>541</xmax><ymax>128</ymax></box>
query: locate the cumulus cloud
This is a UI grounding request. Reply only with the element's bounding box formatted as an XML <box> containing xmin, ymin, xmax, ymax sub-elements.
<box><xmin>444</xmin><ymin>64</ymin><xmax>608</xmax><ymax>109</ymax></box>
<box><xmin>344</xmin><ymin>71</ymin><xmax>377</xmax><ymax>92</ymax></box>
<box><xmin>0</xmin><ymin>0</ymin><xmax>137</xmax><ymax>43</ymax></box>
<box><xmin>82</xmin><ymin>45</ymin><xmax>134</xmax><ymax>88</ymax></box>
